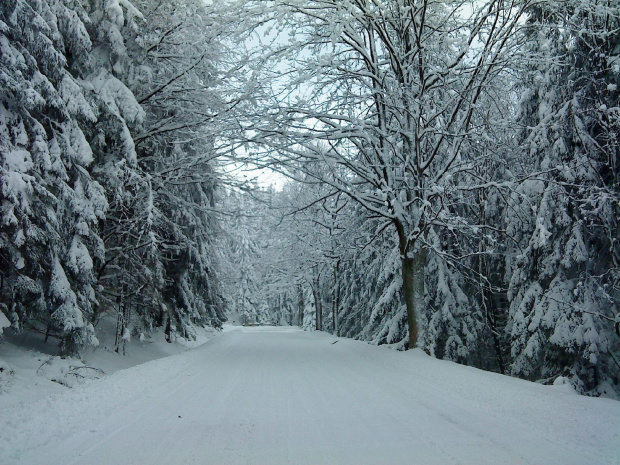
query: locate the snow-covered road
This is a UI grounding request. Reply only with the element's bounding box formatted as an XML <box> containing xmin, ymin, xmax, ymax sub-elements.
<box><xmin>2</xmin><ymin>326</ymin><xmax>619</xmax><ymax>464</ymax></box>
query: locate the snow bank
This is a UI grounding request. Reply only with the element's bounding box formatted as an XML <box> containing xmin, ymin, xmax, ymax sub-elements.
<box><xmin>0</xmin><ymin>310</ymin><xmax>10</xmax><ymax>334</ymax></box>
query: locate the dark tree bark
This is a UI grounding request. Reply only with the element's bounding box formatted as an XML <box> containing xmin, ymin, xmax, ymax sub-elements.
<box><xmin>312</xmin><ymin>275</ymin><xmax>322</xmax><ymax>331</ymax></box>
<box><xmin>297</xmin><ymin>284</ymin><xmax>304</xmax><ymax>328</ymax></box>
<box><xmin>396</xmin><ymin>219</ymin><xmax>426</xmax><ymax>349</ymax></box>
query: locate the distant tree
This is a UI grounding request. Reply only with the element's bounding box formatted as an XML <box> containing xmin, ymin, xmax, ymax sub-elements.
<box><xmin>243</xmin><ymin>0</ymin><xmax>531</xmax><ymax>349</ymax></box>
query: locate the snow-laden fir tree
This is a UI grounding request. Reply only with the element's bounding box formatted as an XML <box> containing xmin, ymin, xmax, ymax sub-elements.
<box><xmin>1</xmin><ymin>0</ymin><xmax>232</xmax><ymax>352</ymax></box>
<box><xmin>91</xmin><ymin>0</ymin><xmax>229</xmax><ymax>342</ymax></box>
<box><xmin>219</xmin><ymin>189</ymin><xmax>281</xmax><ymax>326</ymax></box>
<box><xmin>1</xmin><ymin>0</ymin><xmax>107</xmax><ymax>352</ymax></box>
<box><xmin>422</xmin><ymin>227</ymin><xmax>481</xmax><ymax>364</ymax></box>
<box><xmin>506</xmin><ymin>0</ymin><xmax>620</xmax><ymax>395</ymax></box>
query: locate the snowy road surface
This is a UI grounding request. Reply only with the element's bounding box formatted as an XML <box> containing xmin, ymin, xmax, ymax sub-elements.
<box><xmin>2</xmin><ymin>326</ymin><xmax>619</xmax><ymax>465</ymax></box>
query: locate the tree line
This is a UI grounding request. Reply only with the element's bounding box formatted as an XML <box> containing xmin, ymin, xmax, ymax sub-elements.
<box><xmin>224</xmin><ymin>0</ymin><xmax>620</xmax><ymax>397</ymax></box>
<box><xmin>0</xmin><ymin>0</ymin><xmax>243</xmax><ymax>352</ymax></box>
<box><xmin>1</xmin><ymin>0</ymin><xmax>619</xmax><ymax>397</ymax></box>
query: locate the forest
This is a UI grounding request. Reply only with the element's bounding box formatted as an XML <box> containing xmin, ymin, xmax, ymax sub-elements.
<box><xmin>1</xmin><ymin>0</ymin><xmax>619</xmax><ymax>398</ymax></box>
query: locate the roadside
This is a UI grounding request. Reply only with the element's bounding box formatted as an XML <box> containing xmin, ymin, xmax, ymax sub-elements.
<box><xmin>2</xmin><ymin>326</ymin><xmax>618</xmax><ymax>465</ymax></box>
<box><xmin>0</xmin><ymin>315</ymin><xmax>220</xmax><ymax>408</ymax></box>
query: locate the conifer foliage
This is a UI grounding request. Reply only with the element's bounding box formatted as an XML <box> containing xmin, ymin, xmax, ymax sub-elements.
<box><xmin>0</xmin><ymin>0</ymin><xmax>227</xmax><ymax>353</ymax></box>
<box><xmin>505</xmin><ymin>0</ymin><xmax>620</xmax><ymax>395</ymax></box>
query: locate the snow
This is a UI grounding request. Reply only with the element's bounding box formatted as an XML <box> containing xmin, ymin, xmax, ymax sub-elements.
<box><xmin>1</xmin><ymin>326</ymin><xmax>618</xmax><ymax>465</ymax></box>
<box><xmin>90</xmin><ymin>68</ymin><xmax>145</xmax><ymax>126</ymax></box>
<box><xmin>105</xmin><ymin>0</ymin><xmax>126</xmax><ymax>27</ymax></box>
<box><xmin>3</xmin><ymin>149</ymin><xmax>33</xmax><ymax>173</ymax></box>
<box><xmin>67</xmin><ymin>236</ymin><xmax>94</xmax><ymax>275</ymax></box>
<box><xmin>0</xmin><ymin>310</ymin><xmax>10</xmax><ymax>334</ymax></box>
<box><xmin>0</xmin><ymin>316</ymin><xmax>217</xmax><ymax>411</ymax></box>
<box><xmin>49</xmin><ymin>257</ymin><xmax>84</xmax><ymax>331</ymax></box>
<box><xmin>59</xmin><ymin>75</ymin><xmax>97</xmax><ymax>123</ymax></box>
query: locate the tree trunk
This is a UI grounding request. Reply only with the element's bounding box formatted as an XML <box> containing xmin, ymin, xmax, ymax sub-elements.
<box><xmin>487</xmin><ymin>293</ymin><xmax>506</xmax><ymax>374</ymax></box>
<box><xmin>402</xmin><ymin>249</ymin><xmax>425</xmax><ymax>349</ymax></box>
<box><xmin>395</xmin><ymin>218</ymin><xmax>425</xmax><ymax>350</ymax></box>
<box><xmin>286</xmin><ymin>293</ymin><xmax>293</xmax><ymax>325</ymax></box>
<box><xmin>312</xmin><ymin>278</ymin><xmax>322</xmax><ymax>331</ymax></box>
<box><xmin>115</xmin><ymin>292</ymin><xmax>123</xmax><ymax>353</ymax></box>
<box><xmin>475</xmin><ymin>212</ymin><xmax>506</xmax><ymax>374</ymax></box>
<box><xmin>332</xmin><ymin>261</ymin><xmax>340</xmax><ymax>336</ymax></box>
<box><xmin>297</xmin><ymin>284</ymin><xmax>304</xmax><ymax>328</ymax></box>
<box><xmin>165</xmin><ymin>306</ymin><xmax>172</xmax><ymax>343</ymax></box>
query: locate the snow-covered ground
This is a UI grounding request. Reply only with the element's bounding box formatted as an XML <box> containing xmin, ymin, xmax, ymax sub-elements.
<box><xmin>1</xmin><ymin>326</ymin><xmax>619</xmax><ymax>465</ymax></box>
<box><xmin>0</xmin><ymin>316</ymin><xmax>217</xmax><ymax>408</ymax></box>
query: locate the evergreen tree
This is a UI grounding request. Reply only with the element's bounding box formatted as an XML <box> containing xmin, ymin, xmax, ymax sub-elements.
<box><xmin>93</xmin><ymin>0</ymin><xmax>229</xmax><ymax>342</ymax></box>
<box><xmin>1</xmin><ymin>0</ymin><xmax>108</xmax><ymax>352</ymax></box>
<box><xmin>506</xmin><ymin>0</ymin><xmax>620</xmax><ymax>395</ymax></box>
